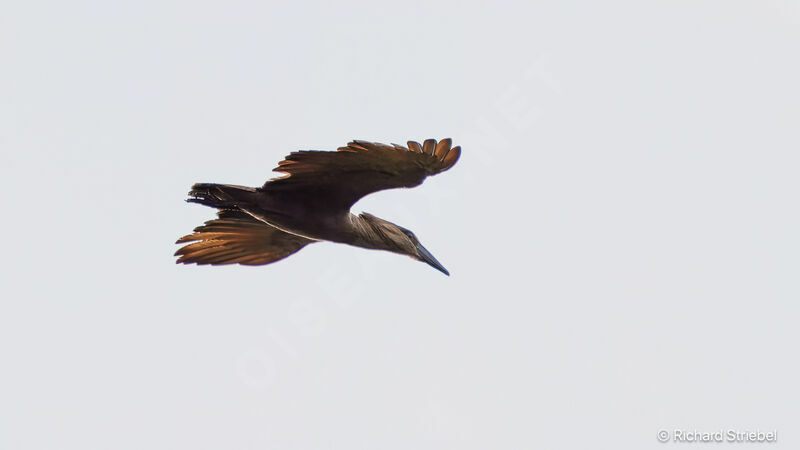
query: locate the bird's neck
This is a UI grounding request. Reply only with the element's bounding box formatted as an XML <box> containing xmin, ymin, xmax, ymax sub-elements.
<box><xmin>343</xmin><ymin>213</ymin><xmax>396</xmax><ymax>252</ymax></box>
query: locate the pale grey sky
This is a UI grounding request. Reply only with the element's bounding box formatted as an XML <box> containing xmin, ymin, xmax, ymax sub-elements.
<box><xmin>1</xmin><ymin>1</ymin><xmax>799</xmax><ymax>449</ymax></box>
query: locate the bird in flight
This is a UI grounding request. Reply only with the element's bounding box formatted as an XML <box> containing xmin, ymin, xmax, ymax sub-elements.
<box><xmin>175</xmin><ymin>138</ymin><xmax>460</xmax><ymax>275</ymax></box>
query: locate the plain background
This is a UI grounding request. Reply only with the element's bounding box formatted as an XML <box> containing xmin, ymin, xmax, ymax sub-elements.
<box><xmin>1</xmin><ymin>1</ymin><xmax>798</xmax><ymax>449</ymax></box>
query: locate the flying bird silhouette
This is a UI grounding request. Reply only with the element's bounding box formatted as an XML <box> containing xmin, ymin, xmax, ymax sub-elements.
<box><xmin>175</xmin><ymin>138</ymin><xmax>460</xmax><ymax>275</ymax></box>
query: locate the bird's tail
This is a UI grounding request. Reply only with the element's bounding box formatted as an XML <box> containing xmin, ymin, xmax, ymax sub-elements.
<box><xmin>186</xmin><ymin>183</ymin><xmax>259</xmax><ymax>210</ymax></box>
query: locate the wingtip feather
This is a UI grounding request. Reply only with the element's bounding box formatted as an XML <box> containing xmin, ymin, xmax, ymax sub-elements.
<box><xmin>407</xmin><ymin>141</ymin><xmax>423</xmax><ymax>153</ymax></box>
<box><xmin>422</xmin><ymin>139</ymin><xmax>436</xmax><ymax>155</ymax></box>
<box><xmin>442</xmin><ymin>145</ymin><xmax>460</xmax><ymax>169</ymax></box>
<box><xmin>434</xmin><ymin>138</ymin><xmax>452</xmax><ymax>159</ymax></box>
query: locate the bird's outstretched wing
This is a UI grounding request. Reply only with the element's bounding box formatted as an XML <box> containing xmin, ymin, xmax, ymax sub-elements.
<box><xmin>260</xmin><ymin>138</ymin><xmax>460</xmax><ymax>211</ymax></box>
<box><xmin>175</xmin><ymin>210</ymin><xmax>313</xmax><ymax>265</ymax></box>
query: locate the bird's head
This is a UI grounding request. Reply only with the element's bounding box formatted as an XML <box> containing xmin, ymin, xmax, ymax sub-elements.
<box><xmin>359</xmin><ymin>213</ymin><xmax>449</xmax><ymax>276</ymax></box>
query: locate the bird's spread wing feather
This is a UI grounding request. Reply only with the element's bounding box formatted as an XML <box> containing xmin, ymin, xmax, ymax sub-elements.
<box><xmin>174</xmin><ymin>210</ymin><xmax>312</xmax><ymax>265</ymax></box>
<box><xmin>260</xmin><ymin>138</ymin><xmax>460</xmax><ymax>210</ymax></box>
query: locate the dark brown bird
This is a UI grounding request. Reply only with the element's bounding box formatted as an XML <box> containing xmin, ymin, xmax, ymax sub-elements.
<box><xmin>175</xmin><ymin>138</ymin><xmax>460</xmax><ymax>275</ymax></box>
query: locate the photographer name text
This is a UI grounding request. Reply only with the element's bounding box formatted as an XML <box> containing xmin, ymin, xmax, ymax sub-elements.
<box><xmin>657</xmin><ymin>429</ymin><xmax>777</xmax><ymax>443</ymax></box>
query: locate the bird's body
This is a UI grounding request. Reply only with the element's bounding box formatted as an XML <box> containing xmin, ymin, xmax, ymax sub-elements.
<box><xmin>175</xmin><ymin>138</ymin><xmax>460</xmax><ymax>275</ymax></box>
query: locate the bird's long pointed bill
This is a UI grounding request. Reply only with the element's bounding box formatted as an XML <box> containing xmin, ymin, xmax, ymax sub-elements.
<box><xmin>416</xmin><ymin>243</ymin><xmax>449</xmax><ymax>276</ymax></box>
